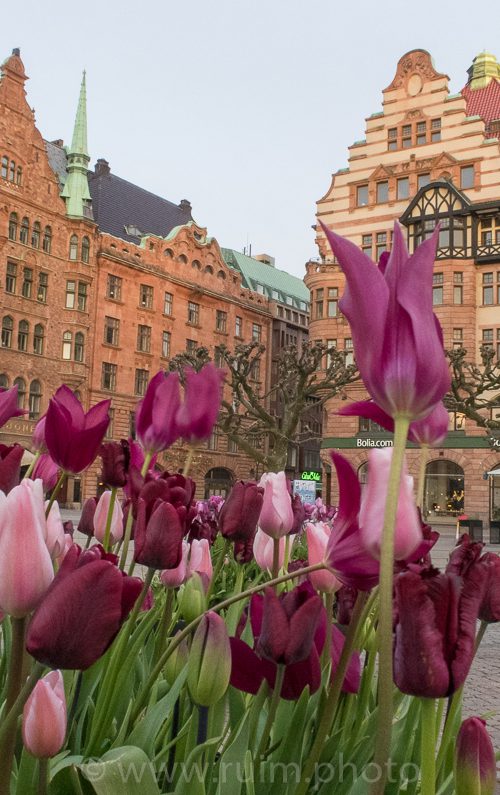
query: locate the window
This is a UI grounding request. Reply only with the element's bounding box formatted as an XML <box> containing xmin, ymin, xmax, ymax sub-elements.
<box><xmin>452</xmin><ymin>328</ymin><xmax>463</xmax><ymax>350</ymax></box>
<box><xmin>388</xmin><ymin>127</ymin><xmax>397</xmax><ymax>151</ymax></box>
<box><xmin>81</xmin><ymin>236</ymin><xmax>90</xmax><ymax>263</ymax></box>
<box><xmin>29</xmin><ymin>380</ymin><xmax>42</xmax><ymax>420</ymax></box>
<box><xmin>65</xmin><ymin>281</ymin><xmax>76</xmax><ymax>309</ymax></box>
<box><xmin>18</xmin><ymin>320</ymin><xmax>28</xmax><ymax>352</ymax></box>
<box><xmin>106</xmin><ymin>408</ymin><xmax>115</xmax><ymax>440</ymax></box>
<box><xmin>376</xmin><ymin>181</ymin><xmax>389</xmax><ymax>203</ymax></box>
<box><xmin>161</xmin><ymin>330</ymin><xmax>171</xmax><ymax>358</ymax></box>
<box><xmin>228</xmin><ymin>437</ymin><xmax>238</xmax><ymax>454</ymax></box>
<box><xmin>16</xmin><ymin>166</ymin><xmax>22</xmax><ymax>185</ymax></box>
<box><xmin>104</xmin><ymin>316</ymin><xmax>120</xmax><ymax>346</ymax></box>
<box><xmin>431</xmin><ymin>118</ymin><xmax>441</xmax><ymax>142</ymax></box>
<box><xmin>402</xmin><ymin>124</ymin><xmax>412</xmax><ymax>148</ymax></box>
<box><xmin>135</xmin><ymin>369</ymin><xmax>149</xmax><ymax>396</ymax></box>
<box><xmin>139</xmin><ymin>284</ymin><xmax>153</xmax><ymax>309</ymax></box>
<box><xmin>361</xmin><ymin>234</ymin><xmax>372</xmax><ymax>257</ymax></box>
<box><xmin>356</xmin><ymin>184</ymin><xmax>368</xmax><ymax>206</ymax></box>
<box><xmin>22</xmin><ymin>268</ymin><xmax>33</xmax><ymax>298</ymax></box>
<box><xmin>107</xmin><ymin>274</ymin><xmax>122</xmax><ymax>301</ymax></box>
<box><xmin>42</xmin><ymin>226</ymin><xmax>52</xmax><ymax>253</ymax></box>
<box><xmin>483</xmin><ymin>273</ymin><xmax>494</xmax><ymax>305</ymax></box>
<box><xmin>416</xmin><ymin>121</ymin><xmax>427</xmax><ymax>146</ymax></box>
<box><xmin>345</xmin><ymin>338</ymin><xmax>354</xmax><ymax>366</ymax></box>
<box><xmin>359</xmin><ymin>417</ymin><xmax>385</xmax><ymax>433</ymax></box>
<box><xmin>186</xmin><ymin>339</ymin><xmax>197</xmax><ymax>352</ymax></box>
<box><xmin>9</xmin><ymin>161</ymin><xmax>14</xmax><ymax>182</ymax></box>
<box><xmin>0</xmin><ymin>374</ymin><xmax>7</xmax><ymax>389</ymax></box>
<box><xmin>1</xmin><ymin>156</ymin><xmax>7</xmax><ymax>179</ymax></box>
<box><xmin>250</xmin><ymin>359</ymin><xmax>260</xmax><ymax>381</ymax></box>
<box><xmin>129</xmin><ymin>411</ymin><xmax>136</xmax><ymax>439</ymax></box>
<box><xmin>20</xmin><ymin>217</ymin><xmax>29</xmax><ymax>245</ymax></box>
<box><xmin>235</xmin><ymin>316</ymin><xmax>242</xmax><ymax>337</ymax></box>
<box><xmin>5</xmin><ymin>262</ymin><xmax>16</xmax><ymax>293</ymax></box>
<box><xmin>14</xmin><ymin>377</ymin><xmax>26</xmax><ymax>409</ymax></box>
<box><xmin>252</xmin><ymin>323</ymin><xmax>262</xmax><ymax>342</ymax></box>
<box><xmin>214</xmin><ymin>346</ymin><xmax>224</xmax><ymax>368</ymax></box>
<box><xmin>459</xmin><ymin>165</ymin><xmax>474</xmax><ymax>190</ymax></box>
<box><xmin>375</xmin><ymin>232</ymin><xmax>388</xmax><ymax>260</ymax></box>
<box><xmin>102</xmin><ymin>362</ymin><xmax>117</xmax><ymax>391</ymax></box>
<box><xmin>496</xmin><ymin>329</ymin><xmax>500</xmax><ymax>361</ymax></box>
<box><xmin>62</xmin><ymin>331</ymin><xmax>72</xmax><ymax>359</ymax></box>
<box><xmin>315</xmin><ymin>288</ymin><xmax>324</xmax><ymax>320</ymax></box>
<box><xmin>31</xmin><ymin>221</ymin><xmax>40</xmax><ymax>249</ymax></box>
<box><xmin>497</xmin><ymin>273</ymin><xmax>500</xmax><ymax>304</ymax></box>
<box><xmin>8</xmin><ymin>213</ymin><xmax>17</xmax><ymax>241</ymax></box>
<box><xmin>216</xmin><ymin>309</ymin><xmax>227</xmax><ymax>332</ymax></box>
<box><xmin>69</xmin><ymin>235</ymin><xmax>78</xmax><ymax>260</ymax></box>
<box><xmin>1</xmin><ymin>316</ymin><xmax>13</xmax><ymax>347</ymax></box>
<box><xmin>164</xmin><ymin>291</ymin><xmax>173</xmax><ymax>316</ymax></box>
<box><xmin>137</xmin><ymin>324</ymin><xmax>152</xmax><ymax>352</ymax></box>
<box><xmin>483</xmin><ymin>329</ymin><xmax>494</xmax><ymax>350</ymax></box>
<box><xmin>418</xmin><ymin>173</ymin><xmax>431</xmax><ymax>190</ymax></box>
<box><xmin>77</xmin><ymin>282</ymin><xmax>88</xmax><ymax>311</ymax></box>
<box><xmin>33</xmin><ymin>324</ymin><xmax>44</xmax><ymax>355</ymax></box>
<box><xmin>74</xmin><ymin>332</ymin><xmax>84</xmax><ymax>362</ymax></box>
<box><xmin>397</xmin><ymin>177</ymin><xmax>409</xmax><ymax>200</ymax></box>
<box><xmin>326</xmin><ymin>339</ymin><xmax>336</xmax><ymax>368</ymax></box>
<box><xmin>35</xmin><ymin>271</ymin><xmax>48</xmax><ymax>303</ymax></box>
<box><xmin>327</xmin><ymin>286</ymin><xmax>338</xmax><ymax>317</ymax></box>
<box><xmin>432</xmin><ymin>273</ymin><xmax>444</xmax><ymax>305</ymax></box>
<box><xmin>187</xmin><ymin>301</ymin><xmax>199</xmax><ymax>325</ymax></box>
<box><xmin>453</xmin><ymin>272</ymin><xmax>463</xmax><ymax>304</ymax></box>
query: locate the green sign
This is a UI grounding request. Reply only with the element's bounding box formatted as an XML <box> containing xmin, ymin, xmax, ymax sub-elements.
<box><xmin>301</xmin><ymin>471</ymin><xmax>321</xmax><ymax>482</ymax></box>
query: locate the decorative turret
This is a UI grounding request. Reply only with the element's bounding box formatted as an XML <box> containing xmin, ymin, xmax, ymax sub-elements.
<box><xmin>61</xmin><ymin>72</ymin><xmax>93</xmax><ymax>219</ymax></box>
<box><xmin>467</xmin><ymin>51</ymin><xmax>500</xmax><ymax>90</ymax></box>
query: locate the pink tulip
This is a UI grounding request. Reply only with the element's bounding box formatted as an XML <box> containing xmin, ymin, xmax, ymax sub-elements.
<box><xmin>188</xmin><ymin>538</ymin><xmax>213</xmax><ymax>586</ymax></box>
<box><xmin>0</xmin><ymin>479</ymin><xmax>53</xmax><ymax>617</ymax></box>
<box><xmin>45</xmin><ymin>500</ymin><xmax>66</xmax><ymax>560</ymax></box>
<box><xmin>306</xmin><ymin>522</ymin><xmax>342</xmax><ymax>593</ymax></box>
<box><xmin>359</xmin><ymin>449</ymin><xmax>422</xmax><ymax>560</ymax></box>
<box><xmin>22</xmin><ymin>670</ymin><xmax>66</xmax><ymax>758</ymax></box>
<box><xmin>93</xmin><ymin>490</ymin><xmax>124</xmax><ymax>545</ymax></box>
<box><xmin>253</xmin><ymin>528</ymin><xmax>286</xmax><ymax>571</ymax></box>
<box><xmin>258</xmin><ymin>472</ymin><xmax>294</xmax><ymax>539</ymax></box>
<box><xmin>160</xmin><ymin>540</ymin><xmax>190</xmax><ymax>588</ymax></box>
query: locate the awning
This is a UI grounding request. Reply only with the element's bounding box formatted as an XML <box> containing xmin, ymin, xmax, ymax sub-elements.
<box><xmin>487</xmin><ymin>467</ymin><xmax>500</xmax><ymax>476</ymax></box>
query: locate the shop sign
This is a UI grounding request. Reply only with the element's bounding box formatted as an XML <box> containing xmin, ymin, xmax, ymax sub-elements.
<box><xmin>300</xmin><ymin>470</ymin><xmax>321</xmax><ymax>482</ymax></box>
<box><xmin>356</xmin><ymin>438</ymin><xmax>393</xmax><ymax>448</ymax></box>
<box><xmin>488</xmin><ymin>436</ymin><xmax>500</xmax><ymax>449</ymax></box>
<box><xmin>293</xmin><ymin>480</ymin><xmax>317</xmax><ymax>504</ymax></box>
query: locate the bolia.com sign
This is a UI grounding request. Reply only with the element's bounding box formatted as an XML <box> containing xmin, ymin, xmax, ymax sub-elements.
<box><xmin>356</xmin><ymin>438</ymin><xmax>394</xmax><ymax>448</ymax></box>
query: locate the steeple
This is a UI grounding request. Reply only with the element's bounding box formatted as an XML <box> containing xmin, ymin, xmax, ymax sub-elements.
<box><xmin>61</xmin><ymin>72</ymin><xmax>93</xmax><ymax>219</ymax></box>
<box><xmin>467</xmin><ymin>51</ymin><xmax>500</xmax><ymax>90</ymax></box>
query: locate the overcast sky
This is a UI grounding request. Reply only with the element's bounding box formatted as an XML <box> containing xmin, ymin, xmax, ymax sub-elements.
<box><xmin>2</xmin><ymin>0</ymin><xmax>500</xmax><ymax>277</ymax></box>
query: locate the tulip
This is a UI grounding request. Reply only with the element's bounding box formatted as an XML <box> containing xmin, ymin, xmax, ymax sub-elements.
<box><xmin>32</xmin><ymin>453</ymin><xmax>59</xmax><ymax>492</ymax></box>
<box><xmin>219</xmin><ymin>481</ymin><xmax>264</xmax><ymax>542</ymax></box>
<box><xmin>472</xmin><ymin>552</ymin><xmax>500</xmax><ymax>623</ymax></box>
<box><xmin>393</xmin><ymin>565</ymin><xmax>484</xmax><ymax>697</ymax></box>
<box><xmin>335</xmin><ymin>585</ymin><xmax>358</xmax><ymax>625</ymax></box>
<box><xmin>93</xmin><ymin>490</ymin><xmax>124</xmax><ymax>545</ymax></box>
<box><xmin>306</xmin><ymin>522</ymin><xmax>341</xmax><ymax>593</ymax></box>
<box><xmin>359</xmin><ymin>448</ymin><xmax>422</xmax><ymax>560</ymax></box>
<box><xmin>178</xmin><ymin>572</ymin><xmax>207</xmax><ymax>623</ymax></box>
<box><xmin>0</xmin><ymin>479</ymin><xmax>53</xmax><ymax>617</ymax></box>
<box><xmin>339</xmin><ymin>400</ymin><xmax>450</xmax><ymax>447</ymax></box>
<box><xmin>160</xmin><ymin>540</ymin><xmax>189</xmax><ymax>588</ymax></box>
<box><xmin>100</xmin><ymin>440</ymin><xmax>130</xmax><ymax>488</ymax></box>
<box><xmin>188</xmin><ymin>538</ymin><xmax>213</xmax><ymax>586</ymax></box>
<box><xmin>325</xmin><ymin>453</ymin><xmax>380</xmax><ymax>590</ymax></box>
<box><xmin>291</xmin><ymin>493</ymin><xmax>306</xmax><ymax>534</ymax></box>
<box><xmin>455</xmin><ymin>717</ymin><xmax>496</xmax><ymax>795</ymax></box>
<box><xmin>32</xmin><ymin>416</ymin><xmax>47</xmax><ymax>452</ymax></box>
<box><xmin>165</xmin><ymin>633</ymin><xmax>190</xmax><ymax>685</ymax></box>
<box><xmin>135</xmin><ymin>371</ymin><xmax>182</xmax><ymax>454</ymax></box>
<box><xmin>187</xmin><ymin>612</ymin><xmax>232</xmax><ymax>706</ymax></box>
<box><xmin>253</xmin><ymin>528</ymin><xmax>286</xmax><ymax>572</ymax></box>
<box><xmin>45</xmin><ymin>386</ymin><xmax>110</xmax><ymax>473</ymax></box>
<box><xmin>321</xmin><ymin>221</ymin><xmax>450</xmax><ymax>420</ymax></box>
<box><xmin>257</xmin><ymin>586</ymin><xmax>323</xmax><ymax>666</ymax></box>
<box><xmin>258</xmin><ymin>472</ymin><xmax>294</xmax><ymax>539</ymax></box>
<box><xmin>0</xmin><ymin>443</ymin><xmax>24</xmax><ymax>493</ymax></box>
<box><xmin>134</xmin><ymin>498</ymin><xmax>184</xmax><ymax>570</ymax></box>
<box><xmin>45</xmin><ymin>499</ymin><xmax>67</xmax><ymax>560</ymax></box>
<box><xmin>22</xmin><ymin>670</ymin><xmax>66</xmax><ymax>758</ymax></box>
<box><xmin>446</xmin><ymin>534</ymin><xmax>484</xmax><ymax>578</ymax></box>
<box><xmin>175</xmin><ymin>364</ymin><xmax>225</xmax><ymax>443</ymax></box>
<box><xmin>78</xmin><ymin>497</ymin><xmax>97</xmax><ymax>537</ymax></box>
<box><xmin>0</xmin><ymin>384</ymin><xmax>26</xmax><ymax>427</ymax></box>
<box><xmin>26</xmin><ymin>543</ymin><xmax>143</xmax><ymax>669</ymax></box>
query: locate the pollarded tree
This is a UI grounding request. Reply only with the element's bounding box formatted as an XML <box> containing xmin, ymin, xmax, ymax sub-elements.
<box><xmin>445</xmin><ymin>345</ymin><xmax>500</xmax><ymax>432</ymax></box>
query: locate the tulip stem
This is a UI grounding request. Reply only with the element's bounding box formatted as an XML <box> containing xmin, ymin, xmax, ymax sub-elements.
<box><xmin>37</xmin><ymin>758</ymin><xmax>48</xmax><ymax>795</ymax></box>
<box><xmin>24</xmin><ymin>449</ymin><xmax>41</xmax><ymax>479</ymax></box>
<box><xmin>102</xmin><ymin>487</ymin><xmax>118</xmax><ymax>552</ymax></box>
<box><xmin>154</xmin><ymin>587</ymin><xmax>175</xmax><ymax>666</ymax></box>
<box><xmin>420</xmin><ymin>698</ymin><xmax>436</xmax><ymax>795</ymax></box>
<box><xmin>0</xmin><ymin>617</ymin><xmax>27</xmax><ymax>795</ymax></box>
<box><xmin>321</xmin><ymin>592</ymin><xmax>335</xmax><ymax>668</ymax></box>
<box><xmin>45</xmin><ymin>470</ymin><xmax>67</xmax><ymax>518</ymax></box>
<box><xmin>416</xmin><ymin>444</ymin><xmax>429</xmax><ymax>512</ymax></box>
<box><xmin>183</xmin><ymin>445</ymin><xmax>196</xmax><ymax>478</ymax></box>
<box><xmin>206</xmin><ymin>538</ymin><xmax>231</xmax><ymax>604</ymax></box>
<box><xmin>371</xmin><ymin>414</ymin><xmax>410</xmax><ymax>795</ymax></box>
<box><xmin>272</xmin><ymin>538</ymin><xmax>280</xmax><ymax>582</ymax></box>
<box><xmin>255</xmin><ymin>664</ymin><xmax>285</xmax><ymax>770</ymax></box>
<box><xmin>119</xmin><ymin>510</ymin><xmax>134</xmax><ymax>570</ymax></box>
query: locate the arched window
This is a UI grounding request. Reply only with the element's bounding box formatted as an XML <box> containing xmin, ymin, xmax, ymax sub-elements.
<box><xmin>204</xmin><ymin>467</ymin><xmax>234</xmax><ymax>498</ymax></box>
<box><xmin>33</xmin><ymin>324</ymin><xmax>44</xmax><ymax>355</ymax></box>
<box><xmin>424</xmin><ymin>459</ymin><xmax>465</xmax><ymax>519</ymax></box>
<box><xmin>74</xmin><ymin>332</ymin><xmax>84</xmax><ymax>362</ymax></box>
<box><xmin>9</xmin><ymin>160</ymin><xmax>15</xmax><ymax>182</ymax></box>
<box><xmin>20</xmin><ymin>217</ymin><xmax>29</xmax><ymax>245</ymax></box>
<box><xmin>16</xmin><ymin>166</ymin><xmax>22</xmax><ymax>186</ymax></box>
<box><xmin>402</xmin><ymin>182</ymin><xmax>471</xmax><ymax>259</ymax></box>
<box><xmin>0</xmin><ymin>374</ymin><xmax>9</xmax><ymax>388</ymax></box>
<box><xmin>1</xmin><ymin>156</ymin><xmax>7</xmax><ymax>179</ymax></box>
<box><xmin>81</xmin><ymin>236</ymin><xmax>90</xmax><ymax>263</ymax></box>
<box><xmin>1</xmin><ymin>316</ymin><xmax>13</xmax><ymax>348</ymax></box>
<box><xmin>18</xmin><ymin>319</ymin><xmax>29</xmax><ymax>352</ymax></box>
<box><xmin>62</xmin><ymin>331</ymin><xmax>72</xmax><ymax>360</ymax></box>
<box><xmin>192</xmin><ymin>259</ymin><xmax>201</xmax><ymax>270</ymax></box>
<box><xmin>31</xmin><ymin>221</ymin><xmax>41</xmax><ymax>249</ymax></box>
<box><xmin>14</xmin><ymin>377</ymin><xmax>26</xmax><ymax>409</ymax></box>
<box><xmin>8</xmin><ymin>212</ymin><xmax>18</xmax><ymax>241</ymax></box>
<box><xmin>42</xmin><ymin>226</ymin><xmax>52</xmax><ymax>253</ymax></box>
<box><xmin>177</xmin><ymin>254</ymin><xmax>188</xmax><ymax>264</ymax></box>
<box><xmin>164</xmin><ymin>248</ymin><xmax>174</xmax><ymax>258</ymax></box>
<box><xmin>357</xmin><ymin>462</ymin><xmax>369</xmax><ymax>487</ymax></box>
<box><xmin>205</xmin><ymin>265</ymin><xmax>213</xmax><ymax>275</ymax></box>
<box><xmin>29</xmin><ymin>380</ymin><xmax>42</xmax><ymax>419</ymax></box>
<box><xmin>217</xmin><ymin>270</ymin><xmax>226</xmax><ymax>280</ymax></box>
<box><xmin>69</xmin><ymin>235</ymin><xmax>78</xmax><ymax>260</ymax></box>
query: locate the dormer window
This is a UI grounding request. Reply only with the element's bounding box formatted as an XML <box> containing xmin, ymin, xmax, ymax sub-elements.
<box><xmin>124</xmin><ymin>224</ymin><xmax>142</xmax><ymax>237</ymax></box>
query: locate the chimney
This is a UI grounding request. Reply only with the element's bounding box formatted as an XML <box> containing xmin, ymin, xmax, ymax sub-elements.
<box><xmin>179</xmin><ymin>198</ymin><xmax>192</xmax><ymax>213</ymax></box>
<box><xmin>94</xmin><ymin>158</ymin><xmax>110</xmax><ymax>176</ymax></box>
<box><xmin>12</xmin><ymin>48</ymin><xmax>20</xmax><ymax>57</ymax></box>
<box><xmin>254</xmin><ymin>253</ymin><xmax>275</xmax><ymax>267</ymax></box>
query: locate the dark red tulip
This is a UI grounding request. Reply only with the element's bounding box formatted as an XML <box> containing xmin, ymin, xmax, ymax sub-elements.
<box><xmin>219</xmin><ymin>481</ymin><xmax>263</xmax><ymax>542</ymax></box>
<box><xmin>233</xmin><ymin>537</ymin><xmax>254</xmax><ymax>564</ymax></box>
<box><xmin>335</xmin><ymin>585</ymin><xmax>359</xmax><ymax>625</ymax></box>
<box><xmin>175</xmin><ymin>364</ymin><xmax>225</xmax><ymax>443</ymax></box>
<box><xmin>290</xmin><ymin>493</ymin><xmax>306</xmax><ymax>535</ymax></box>
<box><xmin>258</xmin><ymin>586</ymin><xmax>323</xmax><ymax>666</ymax></box>
<box><xmin>455</xmin><ymin>717</ymin><xmax>496</xmax><ymax>795</ymax></box>
<box><xmin>446</xmin><ymin>533</ymin><xmax>484</xmax><ymax>577</ymax></box>
<box><xmin>474</xmin><ymin>553</ymin><xmax>500</xmax><ymax>623</ymax></box>
<box><xmin>45</xmin><ymin>386</ymin><xmax>110</xmax><ymax>474</ymax></box>
<box><xmin>26</xmin><ymin>544</ymin><xmax>143</xmax><ymax>670</ymax></box>
<box><xmin>135</xmin><ymin>371</ymin><xmax>181</xmax><ymax>454</ymax></box>
<box><xmin>0</xmin><ymin>444</ymin><xmax>24</xmax><ymax>493</ymax></box>
<box><xmin>394</xmin><ymin>566</ymin><xmax>485</xmax><ymax>697</ymax></box>
<box><xmin>100</xmin><ymin>440</ymin><xmax>130</xmax><ymax>489</ymax></box>
<box><xmin>0</xmin><ymin>384</ymin><xmax>26</xmax><ymax>427</ymax></box>
<box><xmin>134</xmin><ymin>498</ymin><xmax>185</xmax><ymax>570</ymax></box>
<box><xmin>78</xmin><ymin>497</ymin><xmax>98</xmax><ymax>537</ymax></box>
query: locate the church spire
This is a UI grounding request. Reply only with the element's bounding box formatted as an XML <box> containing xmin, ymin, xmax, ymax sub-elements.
<box><xmin>61</xmin><ymin>71</ymin><xmax>93</xmax><ymax>219</ymax></box>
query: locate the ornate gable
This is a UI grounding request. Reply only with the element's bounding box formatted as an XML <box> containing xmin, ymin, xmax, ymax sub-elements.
<box><xmin>384</xmin><ymin>49</ymin><xmax>449</xmax><ymax>93</ymax></box>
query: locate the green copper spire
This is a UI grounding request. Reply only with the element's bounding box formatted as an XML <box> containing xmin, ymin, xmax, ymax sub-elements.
<box><xmin>61</xmin><ymin>71</ymin><xmax>93</xmax><ymax>219</ymax></box>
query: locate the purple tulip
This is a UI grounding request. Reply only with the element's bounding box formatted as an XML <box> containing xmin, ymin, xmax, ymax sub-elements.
<box><xmin>456</xmin><ymin>717</ymin><xmax>496</xmax><ymax>795</ymax></box>
<box><xmin>339</xmin><ymin>400</ymin><xmax>449</xmax><ymax>447</ymax></box>
<box><xmin>78</xmin><ymin>497</ymin><xmax>98</xmax><ymax>537</ymax></box>
<box><xmin>321</xmin><ymin>222</ymin><xmax>450</xmax><ymax>420</ymax></box>
<box><xmin>135</xmin><ymin>372</ymin><xmax>182</xmax><ymax>454</ymax></box>
<box><xmin>219</xmin><ymin>481</ymin><xmax>263</xmax><ymax>542</ymax></box>
<box><xmin>0</xmin><ymin>384</ymin><xmax>26</xmax><ymax>428</ymax></box>
<box><xmin>0</xmin><ymin>444</ymin><xmax>24</xmax><ymax>493</ymax></box>
<box><xmin>31</xmin><ymin>453</ymin><xmax>59</xmax><ymax>492</ymax></box>
<box><xmin>175</xmin><ymin>364</ymin><xmax>225</xmax><ymax>443</ymax></box>
<box><xmin>45</xmin><ymin>386</ymin><xmax>110</xmax><ymax>473</ymax></box>
<box><xmin>476</xmin><ymin>553</ymin><xmax>500</xmax><ymax>623</ymax></box>
<box><xmin>32</xmin><ymin>416</ymin><xmax>47</xmax><ymax>452</ymax></box>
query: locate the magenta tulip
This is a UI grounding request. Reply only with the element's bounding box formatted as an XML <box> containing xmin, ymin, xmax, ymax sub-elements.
<box><xmin>339</xmin><ymin>400</ymin><xmax>449</xmax><ymax>447</ymax></box>
<box><xmin>306</xmin><ymin>522</ymin><xmax>341</xmax><ymax>593</ymax></box>
<box><xmin>32</xmin><ymin>416</ymin><xmax>47</xmax><ymax>452</ymax></box>
<box><xmin>0</xmin><ymin>443</ymin><xmax>24</xmax><ymax>493</ymax></box>
<box><xmin>455</xmin><ymin>717</ymin><xmax>496</xmax><ymax>795</ymax></box>
<box><xmin>135</xmin><ymin>371</ymin><xmax>182</xmax><ymax>454</ymax></box>
<box><xmin>93</xmin><ymin>490</ymin><xmax>124</xmax><ymax>545</ymax></box>
<box><xmin>175</xmin><ymin>363</ymin><xmax>225</xmax><ymax>443</ymax></box>
<box><xmin>0</xmin><ymin>384</ymin><xmax>26</xmax><ymax>427</ymax></box>
<box><xmin>22</xmin><ymin>670</ymin><xmax>66</xmax><ymax>758</ymax></box>
<box><xmin>258</xmin><ymin>472</ymin><xmax>295</xmax><ymax>539</ymax></box>
<box><xmin>45</xmin><ymin>386</ymin><xmax>110</xmax><ymax>473</ymax></box>
<box><xmin>32</xmin><ymin>453</ymin><xmax>59</xmax><ymax>492</ymax></box>
<box><xmin>321</xmin><ymin>222</ymin><xmax>450</xmax><ymax>420</ymax></box>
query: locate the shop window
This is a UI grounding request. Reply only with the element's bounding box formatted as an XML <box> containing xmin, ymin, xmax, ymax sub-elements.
<box><xmin>424</xmin><ymin>460</ymin><xmax>464</xmax><ymax>519</ymax></box>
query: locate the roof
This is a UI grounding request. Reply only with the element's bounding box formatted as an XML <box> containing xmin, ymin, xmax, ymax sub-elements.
<box><xmin>462</xmin><ymin>79</ymin><xmax>500</xmax><ymax>137</ymax></box>
<box><xmin>45</xmin><ymin>141</ymin><xmax>68</xmax><ymax>186</ymax></box>
<box><xmin>221</xmin><ymin>248</ymin><xmax>310</xmax><ymax>308</ymax></box>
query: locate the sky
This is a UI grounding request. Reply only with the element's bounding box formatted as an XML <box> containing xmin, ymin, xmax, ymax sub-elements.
<box><xmin>2</xmin><ymin>0</ymin><xmax>500</xmax><ymax>277</ymax></box>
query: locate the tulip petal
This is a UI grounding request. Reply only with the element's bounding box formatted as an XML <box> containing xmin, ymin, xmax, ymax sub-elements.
<box><xmin>257</xmin><ymin>587</ymin><xmax>289</xmax><ymax>663</ymax></box>
<box><xmin>337</xmin><ymin>401</ymin><xmax>394</xmax><ymax>432</ymax></box>
<box><xmin>229</xmin><ymin>637</ymin><xmax>266</xmax><ymax>694</ymax></box>
<box><xmin>280</xmin><ymin>647</ymin><xmax>322</xmax><ymax>700</ymax></box>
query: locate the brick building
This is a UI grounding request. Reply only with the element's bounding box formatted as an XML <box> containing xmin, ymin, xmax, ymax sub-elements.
<box><xmin>0</xmin><ymin>48</ymin><xmax>281</xmax><ymax>502</ymax></box>
<box><xmin>306</xmin><ymin>49</ymin><xmax>500</xmax><ymax>531</ymax></box>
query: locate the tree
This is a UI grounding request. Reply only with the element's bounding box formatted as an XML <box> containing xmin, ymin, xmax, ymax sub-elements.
<box><xmin>169</xmin><ymin>341</ymin><xmax>359</xmax><ymax>471</ymax></box>
<box><xmin>445</xmin><ymin>345</ymin><xmax>500</xmax><ymax>431</ymax></box>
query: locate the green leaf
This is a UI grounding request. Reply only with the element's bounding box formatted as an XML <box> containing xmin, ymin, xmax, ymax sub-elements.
<box><xmin>126</xmin><ymin>668</ymin><xmax>187</xmax><ymax>755</ymax></box>
<box><xmin>14</xmin><ymin>748</ymin><xmax>37</xmax><ymax>795</ymax></box>
<box><xmin>80</xmin><ymin>746</ymin><xmax>161</xmax><ymax>795</ymax></box>
<box><xmin>173</xmin><ymin>736</ymin><xmax>220</xmax><ymax>795</ymax></box>
<box><xmin>215</xmin><ymin>711</ymin><xmax>250</xmax><ymax>795</ymax></box>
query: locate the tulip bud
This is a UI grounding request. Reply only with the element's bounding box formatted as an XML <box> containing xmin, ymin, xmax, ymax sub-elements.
<box><xmin>455</xmin><ymin>717</ymin><xmax>496</xmax><ymax>795</ymax></box>
<box><xmin>253</xmin><ymin>528</ymin><xmax>286</xmax><ymax>572</ymax></box>
<box><xmin>187</xmin><ymin>612</ymin><xmax>231</xmax><ymax>706</ymax></box>
<box><xmin>78</xmin><ymin>497</ymin><xmax>98</xmax><ymax>537</ymax></box>
<box><xmin>306</xmin><ymin>522</ymin><xmax>341</xmax><ymax>594</ymax></box>
<box><xmin>160</xmin><ymin>541</ymin><xmax>189</xmax><ymax>589</ymax></box>
<box><xmin>93</xmin><ymin>490</ymin><xmax>124</xmax><ymax>545</ymax></box>
<box><xmin>178</xmin><ymin>573</ymin><xmax>207</xmax><ymax>623</ymax></box>
<box><xmin>165</xmin><ymin>635</ymin><xmax>190</xmax><ymax>685</ymax></box>
<box><xmin>258</xmin><ymin>472</ymin><xmax>294</xmax><ymax>539</ymax></box>
<box><xmin>22</xmin><ymin>670</ymin><xmax>66</xmax><ymax>758</ymax></box>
